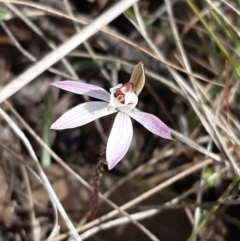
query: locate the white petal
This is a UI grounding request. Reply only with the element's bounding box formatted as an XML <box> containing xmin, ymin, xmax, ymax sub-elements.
<box><xmin>50</xmin><ymin>101</ymin><xmax>116</xmax><ymax>130</ymax></box>
<box><xmin>106</xmin><ymin>112</ymin><xmax>133</xmax><ymax>170</ymax></box>
<box><xmin>109</xmin><ymin>84</ymin><xmax>122</xmax><ymax>93</ymax></box>
<box><xmin>126</xmin><ymin>109</ymin><xmax>172</xmax><ymax>139</ymax></box>
<box><xmin>129</xmin><ymin>62</ymin><xmax>145</xmax><ymax>96</ymax></box>
<box><xmin>51</xmin><ymin>81</ymin><xmax>110</xmax><ymax>102</ymax></box>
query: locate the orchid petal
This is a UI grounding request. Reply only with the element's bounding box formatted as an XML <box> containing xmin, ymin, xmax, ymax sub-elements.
<box><xmin>106</xmin><ymin>112</ymin><xmax>133</xmax><ymax>170</ymax></box>
<box><xmin>51</xmin><ymin>81</ymin><xmax>110</xmax><ymax>102</ymax></box>
<box><xmin>126</xmin><ymin>109</ymin><xmax>172</xmax><ymax>139</ymax></box>
<box><xmin>51</xmin><ymin>101</ymin><xmax>116</xmax><ymax>130</ymax></box>
<box><xmin>129</xmin><ymin>62</ymin><xmax>145</xmax><ymax>96</ymax></box>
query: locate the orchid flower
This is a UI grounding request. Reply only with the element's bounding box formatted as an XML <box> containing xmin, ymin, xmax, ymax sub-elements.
<box><xmin>50</xmin><ymin>62</ymin><xmax>172</xmax><ymax>170</ymax></box>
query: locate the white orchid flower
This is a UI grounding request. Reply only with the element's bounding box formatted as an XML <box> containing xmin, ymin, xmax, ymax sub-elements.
<box><xmin>50</xmin><ymin>62</ymin><xmax>172</xmax><ymax>170</ymax></box>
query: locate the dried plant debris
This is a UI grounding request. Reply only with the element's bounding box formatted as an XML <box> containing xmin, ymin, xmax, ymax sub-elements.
<box><xmin>0</xmin><ymin>0</ymin><xmax>239</xmax><ymax>240</ymax></box>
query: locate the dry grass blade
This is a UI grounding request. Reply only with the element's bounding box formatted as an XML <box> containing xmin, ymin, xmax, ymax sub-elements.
<box><xmin>63</xmin><ymin>0</ymin><xmax>110</xmax><ymax>81</ymax></box>
<box><xmin>0</xmin><ymin>20</ymin><xmax>35</xmax><ymax>61</ymax></box>
<box><xmin>0</xmin><ymin>142</ymin><xmax>60</xmax><ymax>240</ymax></box>
<box><xmin>0</xmin><ymin>0</ymin><xmax>139</xmax><ymax>103</ymax></box>
<box><xmin>220</xmin><ymin>0</ymin><xmax>240</xmax><ymax>16</ymax></box>
<box><xmin>0</xmin><ymin>0</ymin><xmax>239</xmax><ymax>240</ymax></box>
<box><xmin>106</xmin><ymin>158</ymin><xmax>213</xmax><ymax>213</ymax></box>
<box><xmin>131</xmin><ymin>3</ymin><xmax>224</xmax><ymax>154</ymax></box>
<box><xmin>0</xmin><ymin>0</ymin><xmax>218</xmax><ymax>85</ymax></box>
<box><xmin>0</xmin><ymin>20</ymin><xmax>73</xmax><ymax>79</ymax></box>
<box><xmin>80</xmin><ymin>163</ymin><xmax>229</xmax><ymax>240</ymax></box>
<box><xmin>163</xmin><ymin>0</ymin><xmax>233</xmax><ymax>173</ymax></box>
<box><xmin>80</xmin><ymin>209</ymin><xmax>159</xmax><ymax>240</ymax></box>
<box><xmin>4</xmin><ymin>2</ymin><xmax>79</xmax><ymax>78</ymax></box>
<box><xmin>207</xmin><ymin>0</ymin><xmax>240</xmax><ymax>38</ymax></box>
<box><xmin>19</xmin><ymin>163</ymin><xmax>37</xmax><ymax>241</ymax></box>
<box><xmin>1</xmin><ymin>17</ymin><xmax>106</xmax><ymax>145</ymax></box>
<box><xmin>53</xmin><ymin>159</ymin><xmax>213</xmax><ymax>241</ymax></box>
<box><xmin>4</xmin><ymin>102</ymin><xmax>161</xmax><ymax>241</ymax></box>
<box><xmin>0</xmin><ymin>107</ymin><xmax>81</xmax><ymax>239</ymax></box>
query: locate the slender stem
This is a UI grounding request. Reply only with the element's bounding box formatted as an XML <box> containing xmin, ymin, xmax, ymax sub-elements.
<box><xmin>87</xmin><ymin>152</ymin><xmax>106</xmax><ymax>222</ymax></box>
<box><xmin>88</xmin><ymin>114</ymin><xmax>115</xmax><ymax>221</ymax></box>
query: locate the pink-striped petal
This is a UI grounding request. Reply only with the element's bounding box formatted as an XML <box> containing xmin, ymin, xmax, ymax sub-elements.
<box><xmin>106</xmin><ymin>112</ymin><xmax>133</xmax><ymax>170</ymax></box>
<box><xmin>126</xmin><ymin>109</ymin><xmax>172</xmax><ymax>139</ymax></box>
<box><xmin>51</xmin><ymin>81</ymin><xmax>110</xmax><ymax>102</ymax></box>
<box><xmin>50</xmin><ymin>101</ymin><xmax>116</xmax><ymax>130</ymax></box>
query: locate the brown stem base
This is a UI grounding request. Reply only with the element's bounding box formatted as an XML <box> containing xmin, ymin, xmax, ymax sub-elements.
<box><xmin>87</xmin><ymin>157</ymin><xmax>105</xmax><ymax>222</ymax></box>
<box><xmin>87</xmin><ymin>114</ymin><xmax>115</xmax><ymax>222</ymax></box>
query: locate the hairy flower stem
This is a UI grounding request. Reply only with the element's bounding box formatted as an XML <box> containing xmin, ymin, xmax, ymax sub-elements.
<box><xmin>87</xmin><ymin>154</ymin><xmax>105</xmax><ymax>222</ymax></box>
<box><xmin>87</xmin><ymin>115</ymin><xmax>115</xmax><ymax>222</ymax></box>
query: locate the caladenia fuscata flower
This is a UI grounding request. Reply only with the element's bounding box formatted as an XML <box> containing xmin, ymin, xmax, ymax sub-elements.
<box><xmin>50</xmin><ymin>62</ymin><xmax>172</xmax><ymax>170</ymax></box>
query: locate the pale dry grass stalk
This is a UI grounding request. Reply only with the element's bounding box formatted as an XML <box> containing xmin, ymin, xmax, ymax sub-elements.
<box><xmin>2</xmin><ymin>3</ymin><xmax>106</xmax><ymax>140</ymax></box>
<box><xmin>0</xmin><ymin>0</ymin><xmax>139</xmax><ymax>103</ymax></box>
<box><xmin>5</xmin><ymin>102</ymin><xmax>161</xmax><ymax>241</ymax></box>
<box><xmin>5</xmin><ymin>100</ymin><xmax>222</xmax><ymax>241</ymax></box>
<box><xmin>0</xmin><ymin>0</ymin><xmax>214</xmax><ymax>83</ymax></box>
<box><xmin>63</xmin><ymin>0</ymin><xmax>111</xmax><ymax>81</ymax></box>
<box><xmin>1</xmin><ymin>0</ymin><xmax>239</xmax><ymax>240</ymax></box>
<box><xmin>0</xmin><ymin>142</ymin><xmax>60</xmax><ymax>240</ymax></box>
<box><xmin>0</xmin><ymin>108</ymin><xmax>64</xmax><ymax>240</ymax></box>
